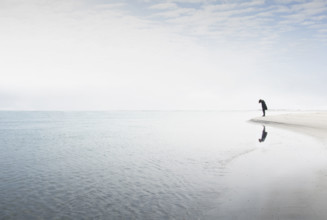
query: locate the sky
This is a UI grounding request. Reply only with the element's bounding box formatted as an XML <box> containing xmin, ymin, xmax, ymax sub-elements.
<box><xmin>1</xmin><ymin>0</ymin><xmax>327</xmax><ymax>110</ymax></box>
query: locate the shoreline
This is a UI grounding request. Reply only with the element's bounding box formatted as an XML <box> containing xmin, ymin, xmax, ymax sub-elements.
<box><xmin>250</xmin><ymin>111</ymin><xmax>327</xmax><ymax>139</ymax></box>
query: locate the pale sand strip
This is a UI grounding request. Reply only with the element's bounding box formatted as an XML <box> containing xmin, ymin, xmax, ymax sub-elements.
<box><xmin>242</xmin><ymin>112</ymin><xmax>327</xmax><ymax>219</ymax></box>
<box><xmin>251</xmin><ymin>112</ymin><xmax>327</xmax><ymax>129</ymax></box>
<box><xmin>250</xmin><ymin>112</ymin><xmax>327</xmax><ymax>139</ymax></box>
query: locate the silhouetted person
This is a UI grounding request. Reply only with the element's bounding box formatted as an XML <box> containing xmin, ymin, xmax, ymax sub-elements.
<box><xmin>258</xmin><ymin>99</ymin><xmax>268</xmax><ymax>117</ymax></box>
<box><xmin>259</xmin><ymin>126</ymin><xmax>268</xmax><ymax>143</ymax></box>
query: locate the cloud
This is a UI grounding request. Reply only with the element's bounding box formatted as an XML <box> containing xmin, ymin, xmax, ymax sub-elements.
<box><xmin>141</xmin><ymin>0</ymin><xmax>327</xmax><ymax>52</ymax></box>
<box><xmin>149</xmin><ymin>3</ymin><xmax>178</xmax><ymax>10</ymax></box>
<box><xmin>1</xmin><ymin>0</ymin><xmax>327</xmax><ymax>110</ymax></box>
<box><xmin>0</xmin><ymin>0</ymin><xmax>246</xmax><ymax>110</ymax></box>
<box><xmin>274</xmin><ymin>0</ymin><xmax>306</xmax><ymax>3</ymax></box>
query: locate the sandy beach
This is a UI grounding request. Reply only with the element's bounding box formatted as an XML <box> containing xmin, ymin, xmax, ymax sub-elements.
<box><xmin>250</xmin><ymin>111</ymin><xmax>327</xmax><ymax>140</ymax></box>
<box><xmin>222</xmin><ymin>111</ymin><xmax>327</xmax><ymax>220</ymax></box>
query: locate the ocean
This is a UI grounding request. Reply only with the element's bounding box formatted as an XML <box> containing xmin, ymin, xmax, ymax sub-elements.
<box><xmin>1</xmin><ymin>111</ymin><xmax>326</xmax><ymax>219</ymax></box>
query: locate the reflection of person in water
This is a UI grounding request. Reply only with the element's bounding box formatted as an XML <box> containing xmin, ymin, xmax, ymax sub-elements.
<box><xmin>259</xmin><ymin>126</ymin><xmax>268</xmax><ymax>143</ymax></box>
<box><xmin>258</xmin><ymin>99</ymin><xmax>268</xmax><ymax>117</ymax></box>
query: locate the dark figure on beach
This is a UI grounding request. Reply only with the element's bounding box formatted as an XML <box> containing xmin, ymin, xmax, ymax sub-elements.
<box><xmin>259</xmin><ymin>126</ymin><xmax>268</xmax><ymax>143</ymax></box>
<box><xmin>258</xmin><ymin>99</ymin><xmax>268</xmax><ymax>117</ymax></box>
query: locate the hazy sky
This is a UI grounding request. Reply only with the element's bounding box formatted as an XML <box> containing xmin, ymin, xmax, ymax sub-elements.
<box><xmin>1</xmin><ymin>0</ymin><xmax>327</xmax><ymax>110</ymax></box>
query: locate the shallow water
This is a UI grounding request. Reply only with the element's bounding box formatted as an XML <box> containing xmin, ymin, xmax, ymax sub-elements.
<box><xmin>0</xmin><ymin>111</ymin><xmax>326</xmax><ymax>219</ymax></box>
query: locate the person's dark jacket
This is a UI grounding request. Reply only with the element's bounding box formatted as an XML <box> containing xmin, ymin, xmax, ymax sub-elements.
<box><xmin>259</xmin><ymin>100</ymin><xmax>267</xmax><ymax>110</ymax></box>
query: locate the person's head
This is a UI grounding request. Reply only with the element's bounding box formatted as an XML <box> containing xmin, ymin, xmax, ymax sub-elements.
<box><xmin>258</xmin><ymin>99</ymin><xmax>262</xmax><ymax>103</ymax></box>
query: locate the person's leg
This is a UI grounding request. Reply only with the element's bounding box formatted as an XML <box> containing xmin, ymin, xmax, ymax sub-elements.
<box><xmin>263</xmin><ymin>109</ymin><xmax>265</xmax><ymax>117</ymax></box>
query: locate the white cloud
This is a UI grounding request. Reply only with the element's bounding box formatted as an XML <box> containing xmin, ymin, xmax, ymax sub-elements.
<box><xmin>143</xmin><ymin>0</ymin><xmax>327</xmax><ymax>48</ymax></box>
<box><xmin>0</xmin><ymin>0</ymin><xmax>244</xmax><ymax>110</ymax></box>
<box><xmin>274</xmin><ymin>0</ymin><xmax>306</xmax><ymax>3</ymax></box>
<box><xmin>149</xmin><ymin>3</ymin><xmax>178</xmax><ymax>10</ymax></box>
<box><xmin>0</xmin><ymin>0</ymin><xmax>327</xmax><ymax>110</ymax></box>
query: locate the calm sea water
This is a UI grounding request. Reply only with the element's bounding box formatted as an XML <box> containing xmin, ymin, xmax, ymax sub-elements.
<box><xmin>0</xmin><ymin>111</ymin><xmax>326</xmax><ymax>219</ymax></box>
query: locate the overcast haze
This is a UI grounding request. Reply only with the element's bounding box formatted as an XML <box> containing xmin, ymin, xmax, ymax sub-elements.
<box><xmin>1</xmin><ymin>0</ymin><xmax>327</xmax><ymax>110</ymax></box>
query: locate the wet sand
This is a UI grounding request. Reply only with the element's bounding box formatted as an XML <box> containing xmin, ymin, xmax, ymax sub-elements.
<box><xmin>250</xmin><ymin>111</ymin><xmax>327</xmax><ymax>140</ymax></box>
<box><xmin>233</xmin><ymin>111</ymin><xmax>327</xmax><ymax>220</ymax></box>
